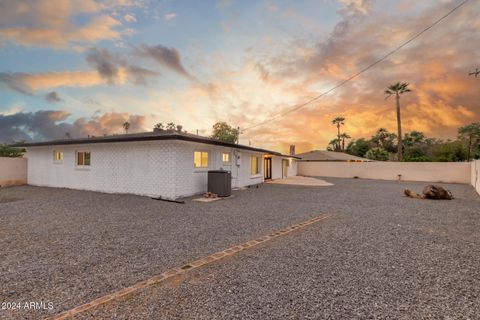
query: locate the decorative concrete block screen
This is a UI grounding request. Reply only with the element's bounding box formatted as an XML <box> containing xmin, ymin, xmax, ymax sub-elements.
<box><xmin>472</xmin><ymin>160</ymin><xmax>480</xmax><ymax>195</ymax></box>
<box><xmin>297</xmin><ymin>161</ymin><xmax>471</xmax><ymax>184</ymax></box>
<box><xmin>0</xmin><ymin>157</ymin><xmax>27</xmax><ymax>187</ymax></box>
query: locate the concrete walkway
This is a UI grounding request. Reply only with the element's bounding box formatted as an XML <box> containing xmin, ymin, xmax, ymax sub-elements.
<box><xmin>266</xmin><ymin>175</ymin><xmax>333</xmax><ymax>186</ymax></box>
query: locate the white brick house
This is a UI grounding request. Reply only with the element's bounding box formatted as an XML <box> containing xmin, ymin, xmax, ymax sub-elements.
<box><xmin>18</xmin><ymin>131</ymin><xmax>298</xmax><ymax>199</ymax></box>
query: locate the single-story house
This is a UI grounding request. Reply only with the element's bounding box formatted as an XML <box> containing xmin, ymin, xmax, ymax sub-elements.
<box><xmin>295</xmin><ymin>150</ymin><xmax>371</xmax><ymax>162</ymax></box>
<box><xmin>13</xmin><ymin>131</ymin><xmax>298</xmax><ymax>200</ymax></box>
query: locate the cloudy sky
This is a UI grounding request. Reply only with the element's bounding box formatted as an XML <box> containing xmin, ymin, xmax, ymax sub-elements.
<box><xmin>0</xmin><ymin>0</ymin><xmax>479</xmax><ymax>153</ymax></box>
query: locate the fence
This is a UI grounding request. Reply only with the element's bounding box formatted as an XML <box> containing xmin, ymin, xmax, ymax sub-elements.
<box><xmin>472</xmin><ymin>160</ymin><xmax>480</xmax><ymax>195</ymax></box>
<box><xmin>297</xmin><ymin>161</ymin><xmax>471</xmax><ymax>184</ymax></box>
<box><xmin>0</xmin><ymin>157</ymin><xmax>27</xmax><ymax>187</ymax></box>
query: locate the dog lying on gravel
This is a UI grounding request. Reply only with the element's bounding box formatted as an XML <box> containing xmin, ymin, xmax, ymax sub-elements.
<box><xmin>404</xmin><ymin>185</ymin><xmax>454</xmax><ymax>200</ymax></box>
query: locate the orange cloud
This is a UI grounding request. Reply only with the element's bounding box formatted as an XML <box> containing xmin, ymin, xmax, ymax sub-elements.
<box><xmin>0</xmin><ymin>0</ymin><xmax>138</xmax><ymax>48</ymax></box>
<box><xmin>15</xmin><ymin>70</ymin><xmax>123</xmax><ymax>91</ymax></box>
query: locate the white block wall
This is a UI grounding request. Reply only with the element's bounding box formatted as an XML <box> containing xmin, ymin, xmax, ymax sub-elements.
<box><xmin>472</xmin><ymin>160</ymin><xmax>480</xmax><ymax>195</ymax></box>
<box><xmin>0</xmin><ymin>157</ymin><xmax>27</xmax><ymax>186</ymax></box>
<box><xmin>270</xmin><ymin>156</ymin><xmax>298</xmax><ymax>179</ymax></box>
<box><xmin>287</xmin><ymin>158</ymin><xmax>298</xmax><ymax>177</ymax></box>
<box><xmin>27</xmin><ymin>141</ymin><xmax>177</xmax><ymax>198</ymax></box>
<box><xmin>298</xmin><ymin>161</ymin><xmax>471</xmax><ymax>183</ymax></box>
<box><xmin>170</xmin><ymin>140</ymin><xmax>265</xmax><ymax>197</ymax></box>
<box><xmin>26</xmin><ymin>140</ymin><xmax>269</xmax><ymax>199</ymax></box>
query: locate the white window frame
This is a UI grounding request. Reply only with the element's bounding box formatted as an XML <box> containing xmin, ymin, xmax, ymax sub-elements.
<box><xmin>222</xmin><ymin>152</ymin><xmax>231</xmax><ymax>164</ymax></box>
<box><xmin>75</xmin><ymin>150</ymin><xmax>91</xmax><ymax>169</ymax></box>
<box><xmin>53</xmin><ymin>150</ymin><xmax>63</xmax><ymax>163</ymax></box>
<box><xmin>194</xmin><ymin>151</ymin><xmax>209</xmax><ymax>169</ymax></box>
<box><xmin>250</xmin><ymin>155</ymin><xmax>261</xmax><ymax>176</ymax></box>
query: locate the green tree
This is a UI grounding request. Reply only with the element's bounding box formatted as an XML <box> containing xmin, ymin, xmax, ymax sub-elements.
<box><xmin>402</xmin><ymin>147</ymin><xmax>431</xmax><ymax>162</ymax></box>
<box><xmin>346</xmin><ymin>138</ymin><xmax>371</xmax><ymax>157</ymax></box>
<box><xmin>431</xmin><ymin>140</ymin><xmax>467</xmax><ymax>162</ymax></box>
<box><xmin>402</xmin><ymin>131</ymin><xmax>432</xmax><ymax>162</ymax></box>
<box><xmin>385</xmin><ymin>82</ymin><xmax>411</xmax><ymax>161</ymax></box>
<box><xmin>403</xmin><ymin>131</ymin><xmax>426</xmax><ymax>147</ymax></box>
<box><xmin>211</xmin><ymin>122</ymin><xmax>240</xmax><ymax>143</ymax></box>
<box><xmin>365</xmin><ymin>147</ymin><xmax>389</xmax><ymax>161</ymax></box>
<box><xmin>327</xmin><ymin>138</ymin><xmax>342</xmax><ymax>151</ymax></box>
<box><xmin>371</xmin><ymin>128</ymin><xmax>397</xmax><ymax>153</ymax></box>
<box><xmin>0</xmin><ymin>144</ymin><xmax>23</xmax><ymax>157</ymax></box>
<box><xmin>458</xmin><ymin>123</ymin><xmax>480</xmax><ymax>161</ymax></box>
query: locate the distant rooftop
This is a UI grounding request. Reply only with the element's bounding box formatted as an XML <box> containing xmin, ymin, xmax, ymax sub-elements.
<box><xmin>11</xmin><ymin>130</ymin><xmax>299</xmax><ymax>158</ymax></box>
<box><xmin>295</xmin><ymin>150</ymin><xmax>371</xmax><ymax>162</ymax></box>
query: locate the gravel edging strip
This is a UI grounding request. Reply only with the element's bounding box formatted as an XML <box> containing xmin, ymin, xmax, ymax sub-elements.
<box><xmin>46</xmin><ymin>213</ymin><xmax>334</xmax><ymax>320</ymax></box>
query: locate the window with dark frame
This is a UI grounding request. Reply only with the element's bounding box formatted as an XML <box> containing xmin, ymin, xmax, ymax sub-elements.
<box><xmin>77</xmin><ymin>151</ymin><xmax>91</xmax><ymax>166</ymax></box>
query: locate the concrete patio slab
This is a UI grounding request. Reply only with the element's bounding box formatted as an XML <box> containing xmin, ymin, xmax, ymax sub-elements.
<box><xmin>266</xmin><ymin>175</ymin><xmax>333</xmax><ymax>186</ymax></box>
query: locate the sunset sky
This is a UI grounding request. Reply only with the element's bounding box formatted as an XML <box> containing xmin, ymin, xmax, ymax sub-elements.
<box><xmin>0</xmin><ymin>0</ymin><xmax>479</xmax><ymax>153</ymax></box>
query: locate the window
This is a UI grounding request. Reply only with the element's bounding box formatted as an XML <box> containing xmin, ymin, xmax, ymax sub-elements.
<box><xmin>77</xmin><ymin>151</ymin><xmax>91</xmax><ymax>166</ymax></box>
<box><xmin>53</xmin><ymin>150</ymin><xmax>63</xmax><ymax>162</ymax></box>
<box><xmin>222</xmin><ymin>152</ymin><xmax>230</xmax><ymax>163</ymax></box>
<box><xmin>250</xmin><ymin>156</ymin><xmax>260</xmax><ymax>175</ymax></box>
<box><xmin>194</xmin><ymin>151</ymin><xmax>209</xmax><ymax>168</ymax></box>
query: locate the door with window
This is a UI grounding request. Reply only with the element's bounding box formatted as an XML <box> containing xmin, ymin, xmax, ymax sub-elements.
<box><xmin>282</xmin><ymin>159</ymin><xmax>288</xmax><ymax>178</ymax></box>
<box><xmin>264</xmin><ymin>157</ymin><xmax>272</xmax><ymax>180</ymax></box>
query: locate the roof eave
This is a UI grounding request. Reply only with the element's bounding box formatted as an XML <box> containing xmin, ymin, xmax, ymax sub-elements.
<box><xmin>9</xmin><ymin>133</ymin><xmax>282</xmax><ymax>156</ymax></box>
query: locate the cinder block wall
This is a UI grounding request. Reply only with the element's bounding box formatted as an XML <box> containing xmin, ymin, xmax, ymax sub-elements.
<box><xmin>0</xmin><ymin>157</ymin><xmax>27</xmax><ymax>187</ymax></box>
<box><xmin>298</xmin><ymin>161</ymin><xmax>471</xmax><ymax>184</ymax></box>
<box><xmin>472</xmin><ymin>160</ymin><xmax>480</xmax><ymax>195</ymax></box>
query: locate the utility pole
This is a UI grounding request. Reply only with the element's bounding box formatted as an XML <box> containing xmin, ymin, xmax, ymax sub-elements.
<box><xmin>469</xmin><ymin>68</ymin><xmax>480</xmax><ymax>78</ymax></box>
<box><xmin>237</xmin><ymin>127</ymin><xmax>240</xmax><ymax>144</ymax></box>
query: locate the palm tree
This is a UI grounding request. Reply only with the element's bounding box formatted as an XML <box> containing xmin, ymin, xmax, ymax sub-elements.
<box><xmin>339</xmin><ymin>133</ymin><xmax>351</xmax><ymax>151</ymax></box>
<box><xmin>327</xmin><ymin>138</ymin><xmax>341</xmax><ymax>152</ymax></box>
<box><xmin>332</xmin><ymin>116</ymin><xmax>345</xmax><ymax>146</ymax></box>
<box><xmin>459</xmin><ymin>123</ymin><xmax>480</xmax><ymax>161</ymax></box>
<box><xmin>385</xmin><ymin>82</ymin><xmax>411</xmax><ymax>161</ymax></box>
<box><xmin>123</xmin><ymin>121</ymin><xmax>130</xmax><ymax>134</ymax></box>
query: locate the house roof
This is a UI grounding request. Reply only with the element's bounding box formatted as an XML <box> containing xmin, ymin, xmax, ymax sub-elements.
<box><xmin>10</xmin><ymin>130</ymin><xmax>300</xmax><ymax>158</ymax></box>
<box><xmin>295</xmin><ymin>150</ymin><xmax>371</xmax><ymax>162</ymax></box>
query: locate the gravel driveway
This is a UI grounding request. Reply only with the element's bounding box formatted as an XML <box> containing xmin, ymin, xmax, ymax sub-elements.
<box><xmin>1</xmin><ymin>178</ymin><xmax>479</xmax><ymax>319</ymax></box>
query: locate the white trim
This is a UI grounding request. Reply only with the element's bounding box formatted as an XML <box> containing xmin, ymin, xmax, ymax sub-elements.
<box><xmin>53</xmin><ymin>150</ymin><xmax>63</xmax><ymax>164</ymax></box>
<box><xmin>193</xmin><ymin>150</ymin><xmax>209</xmax><ymax>169</ymax></box>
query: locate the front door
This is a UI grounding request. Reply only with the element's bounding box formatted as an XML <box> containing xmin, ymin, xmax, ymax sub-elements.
<box><xmin>282</xmin><ymin>159</ymin><xmax>288</xmax><ymax>178</ymax></box>
<box><xmin>264</xmin><ymin>157</ymin><xmax>272</xmax><ymax>180</ymax></box>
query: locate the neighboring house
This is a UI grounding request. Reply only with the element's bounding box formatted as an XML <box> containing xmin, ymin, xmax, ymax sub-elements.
<box><xmin>295</xmin><ymin>150</ymin><xmax>371</xmax><ymax>162</ymax></box>
<box><xmin>13</xmin><ymin>131</ymin><xmax>297</xmax><ymax>200</ymax></box>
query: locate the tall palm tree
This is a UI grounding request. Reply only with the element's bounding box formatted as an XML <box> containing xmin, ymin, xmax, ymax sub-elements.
<box><xmin>123</xmin><ymin>121</ymin><xmax>130</xmax><ymax>134</ymax></box>
<box><xmin>332</xmin><ymin>116</ymin><xmax>345</xmax><ymax>144</ymax></box>
<box><xmin>339</xmin><ymin>133</ymin><xmax>351</xmax><ymax>151</ymax></box>
<box><xmin>385</xmin><ymin>82</ymin><xmax>411</xmax><ymax>161</ymax></box>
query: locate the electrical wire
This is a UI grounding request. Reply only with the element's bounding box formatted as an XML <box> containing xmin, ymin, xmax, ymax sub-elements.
<box><xmin>241</xmin><ymin>0</ymin><xmax>470</xmax><ymax>132</ymax></box>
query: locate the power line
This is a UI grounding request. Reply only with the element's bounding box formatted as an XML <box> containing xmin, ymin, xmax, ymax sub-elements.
<box><xmin>241</xmin><ymin>0</ymin><xmax>471</xmax><ymax>132</ymax></box>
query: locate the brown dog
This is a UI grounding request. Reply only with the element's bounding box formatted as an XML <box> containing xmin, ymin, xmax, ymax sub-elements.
<box><xmin>404</xmin><ymin>185</ymin><xmax>453</xmax><ymax>200</ymax></box>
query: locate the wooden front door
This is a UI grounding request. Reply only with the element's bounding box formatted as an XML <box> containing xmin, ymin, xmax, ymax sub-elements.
<box><xmin>264</xmin><ymin>157</ymin><xmax>272</xmax><ymax>180</ymax></box>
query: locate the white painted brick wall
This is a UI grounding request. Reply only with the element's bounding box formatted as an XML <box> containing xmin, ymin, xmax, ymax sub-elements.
<box><xmin>27</xmin><ymin>141</ymin><xmax>177</xmax><ymax>199</ymax></box>
<box><xmin>26</xmin><ymin>140</ymin><xmax>273</xmax><ymax>199</ymax></box>
<box><xmin>173</xmin><ymin>141</ymin><xmax>264</xmax><ymax>198</ymax></box>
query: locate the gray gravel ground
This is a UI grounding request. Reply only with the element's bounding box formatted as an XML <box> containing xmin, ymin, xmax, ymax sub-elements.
<box><xmin>1</xmin><ymin>178</ymin><xmax>479</xmax><ymax>319</ymax></box>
